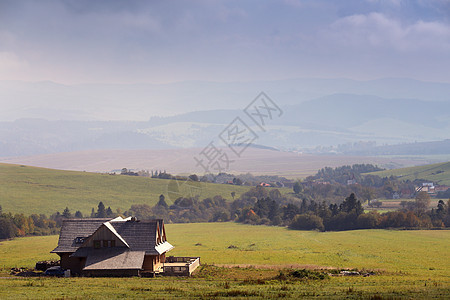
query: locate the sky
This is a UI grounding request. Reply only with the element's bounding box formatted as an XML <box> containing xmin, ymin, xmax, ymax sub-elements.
<box><xmin>1</xmin><ymin>0</ymin><xmax>450</xmax><ymax>84</ymax></box>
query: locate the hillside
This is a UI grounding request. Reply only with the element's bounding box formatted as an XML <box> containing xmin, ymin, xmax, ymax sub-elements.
<box><xmin>0</xmin><ymin>148</ymin><xmax>435</xmax><ymax>178</ymax></box>
<box><xmin>368</xmin><ymin>161</ymin><xmax>450</xmax><ymax>186</ymax></box>
<box><xmin>0</xmin><ymin>163</ymin><xmax>256</xmax><ymax>216</ymax></box>
<box><xmin>344</xmin><ymin>139</ymin><xmax>450</xmax><ymax>156</ymax></box>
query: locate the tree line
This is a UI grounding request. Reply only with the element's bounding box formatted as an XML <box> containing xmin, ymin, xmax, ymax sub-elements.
<box><xmin>0</xmin><ymin>202</ymin><xmax>115</xmax><ymax>240</ymax></box>
<box><xmin>2</xmin><ymin>188</ymin><xmax>449</xmax><ymax>240</ymax></box>
<box><xmin>0</xmin><ymin>205</ymin><xmax>60</xmax><ymax>240</ymax></box>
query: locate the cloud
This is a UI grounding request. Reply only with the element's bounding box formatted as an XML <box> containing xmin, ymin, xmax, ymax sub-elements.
<box><xmin>328</xmin><ymin>12</ymin><xmax>450</xmax><ymax>52</ymax></box>
<box><xmin>0</xmin><ymin>51</ymin><xmax>29</xmax><ymax>77</ymax></box>
<box><xmin>1</xmin><ymin>1</ymin><xmax>450</xmax><ymax>83</ymax></box>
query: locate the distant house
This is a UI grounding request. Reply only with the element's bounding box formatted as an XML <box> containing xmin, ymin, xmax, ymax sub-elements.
<box><xmin>416</xmin><ymin>182</ymin><xmax>435</xmax><ymax>194</ymax></box>
<box><xmin>51</xmin><ymin>216</ymin><xmax>199</xmax><ymax>277</ymax></box>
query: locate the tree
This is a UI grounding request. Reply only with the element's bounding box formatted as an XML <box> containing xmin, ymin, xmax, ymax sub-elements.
<box><xmin>340</xmin><ymin>193</ymin><xmax>363</xmax><ymax>216</ymax></box>
<box><xmin>356</xmin><ymin>212</ymin><xmax>379</xmax><ymax>229</ymax></box>
<box><xmin>436</xmin><ymin>200</ymin><xmax>446</xmax><ymax>216</ymax></box>
<box><xmin>106</xmin><ymin>206</ymin><xmax>114</xmax><ymax>217</ymax></box>
<box><xmin>96</xmin><ymin>202</ymin><xmax>107</xmax><ymax>218</ymax></box>
<box><xmin>231</xmin><ymin>191</ymin><xmax>236</xmax><ymax>200</ymax></box>
<box><xmin>0</xmin><ymin>217</ymin><xmax>17</xmax><ymax>239</ymax></box>
<box><xmin>233</xmin><ymin>178</ymin><xmax>243</xmax><ymax>185</ymax></box>
<box><xmin>293</xmin><ymin>181</ymin><xmax>302</xmax><ymax>194</ymax></box>
<box><xmin>189</xmin><ymin>174</ymin><xmax>199</xmax><ymax>181</ymax></box>
<box><xmin>269</xmin><ymin>189</ymin><xmax>282</xmax><ymax>201</ymax></box>
<box><xmin>289</xmin><ymin>214</ymin><xmax>324</xmax><ymax>231</ymax></box>
<box><xmin>62</xmin><ymin>207</ymin><xmax>72</xmax><ymax>218</ymax></box>
<box><xmin>415</xmin><ymin>191</ymin><xmax>431</xmax><ymax>215</ymax></box>
<box><xmin>282</xmin><ymin>203</ymin><xmax>299</xmax><ymax>221</ymax></box>
<box><xmin>157</xmin><ymin>194</ymin><xmax>168</xmax><ymax>208</ymax></box>
<box><xmin>74</xmin><ymin>211</ymin><xmax>83</xmax><ymax>218</ymax></box>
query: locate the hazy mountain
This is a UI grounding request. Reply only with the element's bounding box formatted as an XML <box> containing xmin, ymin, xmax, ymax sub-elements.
<box><xmin>1</xmin><ymin>77</ymin><xmax>450</xmax><ymax>122</ymax></box>
<box><xmin>1</xmin><ymin>94</ymin><xmax>449</xmax><ymax>157</ymax></box>
<box><xmin>1</xmin><ymin>78</ymin><xmax>450</xmax><ymax>157</ymax></box>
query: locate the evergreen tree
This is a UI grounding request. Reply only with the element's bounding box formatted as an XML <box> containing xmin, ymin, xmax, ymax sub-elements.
<box><xmin>74</xmin><ymin>211</ymin><xmax>83</xmax><ymax>218</ymax></box>
<box><xmin>157</xmin><ymin>194</ymin><xmax>168</xmax><ymax>208</ymax></box>
<box><xmin>340</xmin><ymin>193</ymin><xmax>363</xmax><ymax>215</ymax></box>
<box><xmin>96</xmin><ymin>202</ymin><xmax>107</xmax><ymax>218</ymax></box>
<box><xmin>62</xmin><ymin>207</ymin><xmax>72</xmax><ymax>218</ymax></box>
<box><xmin>106</xmin><ymin>206</ymin><xmax>113</xmax><ymax>217</ymax></box>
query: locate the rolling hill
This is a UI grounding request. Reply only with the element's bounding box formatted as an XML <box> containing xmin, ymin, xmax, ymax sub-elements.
<box><xmin>0</xmin><ymin>148</ymin><xmax>433</xmax><ymax>178</ymax></box>
<box><xmin>0</xmin><ymin>163</ymin><xmax>257</xmax><ymax>216</ymax></box>
<box><xmin>368</xmin><ymin>161</ymin><xmax>450</xmax><ymax>186</ymax></box>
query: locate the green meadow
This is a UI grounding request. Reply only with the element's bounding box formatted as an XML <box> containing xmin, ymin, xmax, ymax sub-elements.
<box><xmin>368</xmin><ymin>161</ymin><xmax>450</xmax><ymax>186</ymax></box>
<box><xmin>0</xmin><ymin>223</ymin><xmax>449</xmax><ymax>299</ymax></box>
<box><xmin>0</xmin><ymin>163</ymin><xmax>268</xmax><ymax>216</ymax></box>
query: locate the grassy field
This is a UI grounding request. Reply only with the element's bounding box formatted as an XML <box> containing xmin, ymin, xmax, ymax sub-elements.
<box><xmin>368</xmin><ymin>161</ymin><xmax>450</xmax><ymax>186</ymax></box>
<box><xmin>0</xmin><ymin>223</ymin><xmax>449</xmax><ymax>299</ymax></box>
<box><xmin>364</xmin><ymin>198</ymin><xmax>441</xmax><ymax>212</ymax></box>
<box><xmin>0</xmin><ymin>163</ymin><xmax>288</xmax><ymax>216</ymax></box>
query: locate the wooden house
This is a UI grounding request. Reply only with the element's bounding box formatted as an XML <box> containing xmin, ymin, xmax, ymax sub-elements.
<box><xmin>51</xmin><ymin>216</ymin><xmax>174</xmax><ymax>276</ymax></box>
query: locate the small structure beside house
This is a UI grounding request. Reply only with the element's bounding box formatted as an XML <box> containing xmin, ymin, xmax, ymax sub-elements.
<box><xmin>51</xmin><ymin>216</ymin><xmax>199</xmax><ymax>277</ymax></box>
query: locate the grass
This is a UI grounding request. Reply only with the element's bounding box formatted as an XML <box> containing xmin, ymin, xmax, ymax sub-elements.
<box><xmin>0</xmin><ymin>223</ymin><xmax>449</xmax><ymax>299</ymax></box>
<box><xmin>0</xmin><ymin>236</ymin><xmax>59</xmax><ymax>270</ymax></box>
<box><xmin>368</xmin><ymin>161</ymin><xmax>450</xmax><ymax>186</ymax></box>
<box><xmin>167</xmin><ymin>223</ymin><xmax>450</xmax><ymax>277</ymax></box>
<box><xmin>0</xmin><ymin>163</ymin><xmax>291</xmax><ymax>216</ymax></box>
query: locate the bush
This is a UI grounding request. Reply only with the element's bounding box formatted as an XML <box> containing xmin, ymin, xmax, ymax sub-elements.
<box><xmin>289</xmin><ymin>214</ymin><xmax>324</xmax><ymax>231</ymax></box>
<box><xmin>356</xmin><ymin>212</ymin><xmax>379</xmax><ymax>229</ymax></box>
<box><xmin>284</xmin><ymin>269</ymin><xmax>328</xmax><ymax>280</ymax></box>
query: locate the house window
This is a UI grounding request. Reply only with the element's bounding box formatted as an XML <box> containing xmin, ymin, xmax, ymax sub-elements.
<box><xmin>94</xmin><ymin>240</ymin><xmax>115</xmax><ymax>248</ymax></box>
<box><xmin>74</xmin><ymin>237</ymin><xmax>85</xmax><ymax>244</ymax></box>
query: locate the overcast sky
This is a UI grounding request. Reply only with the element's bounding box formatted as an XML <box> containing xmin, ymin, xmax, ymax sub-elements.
<box><xmin>1</xmin><ymin>0</ymin><xmax>450</xmax><ymax>84</ymax></box>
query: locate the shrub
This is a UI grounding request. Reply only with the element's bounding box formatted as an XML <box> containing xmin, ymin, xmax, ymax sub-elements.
<box><xmin>289</xmin><ymin>214</ymin><xmax>324</xmax><ymax>231</ymax></box>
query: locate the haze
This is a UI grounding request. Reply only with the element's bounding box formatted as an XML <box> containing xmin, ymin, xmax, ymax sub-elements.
<box><xmin>0</xmin><ymin>0</ymin><xmax>449</xmax><ymax>161</ymax></box>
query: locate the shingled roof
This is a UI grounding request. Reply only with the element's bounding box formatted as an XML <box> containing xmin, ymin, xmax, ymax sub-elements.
<box><xmin>109</xmin><ymin>221</ymin><xmax>158</xmax><ymax>253</ymax></box>
<box><xmin>52</xmin><ymin>217</ymin><xmax>173</xmax><ymax>256</ymax></box>
<box><xmin>82</xmin><ymin>248</ymin><xmax>145</xmax><ymax>270</ymax></box>
<box><xmin>51</xmin><ymin>218</ymin><xmax>111</xmax><ymax>253</ymax></box>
